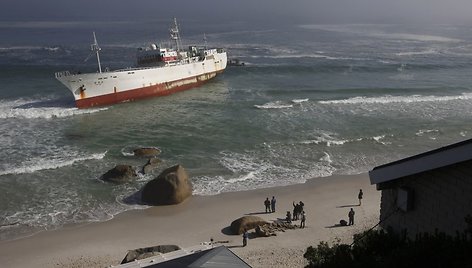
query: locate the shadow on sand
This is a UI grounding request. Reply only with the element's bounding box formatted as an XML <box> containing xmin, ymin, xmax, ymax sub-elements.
<box><xmin>244</xmin><ymin>211</ymin><xmax>271</xmax><ymax>215</ymax></box>
<box><xmin>221</xmin><ymin>226</ymin><xmax>234</xmax><ymax>236</ymax></box>
<box><xmin>325</xmin><ymin>223</ymin><xmax>349</xmax><ymax>228</ymax></box>
<box><xmin>336</xmin><ymin>204</ymin><xmax>360</xmax><ymax>208</ymax></box>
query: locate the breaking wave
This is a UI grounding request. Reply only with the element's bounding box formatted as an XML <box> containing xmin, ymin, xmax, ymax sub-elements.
<box><xmin>319</xmin><ymin>93</ymin><xmax>472</xmax><ymax>105</ymax></box>
<box><xmin>292</xmin><ymin>98</ymin><xmax>309</xmax><ymax>103</ymax></box>
<box><xmin>0</xmin><ymin>98</ymin><xmax>108</xmax><ymax>119</ymax></box>
<box><xmin>0</xmin><ymin>151</ymin><xmax>107</xmax><ymax>176</ymax></box>
<box><xmin>255</xmin><ymin>101</ymin><xmax>293</xmax><ymax>109</ymax></box>
<box><xmin>192</xmin><ymin>150</ymin><xmax>335</xmax><ymax>195</ymax></box>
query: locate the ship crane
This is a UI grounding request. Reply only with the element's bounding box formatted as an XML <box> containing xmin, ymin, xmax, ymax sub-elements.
<box><xmin>170</xmin><ymin>18</ymin><xmax>183</xmax><ymax>53</ymax></box>
<box><xmin>84</xmin><ymin>32</ymin><xmax>102</xmax><ymax>73</ymax></box>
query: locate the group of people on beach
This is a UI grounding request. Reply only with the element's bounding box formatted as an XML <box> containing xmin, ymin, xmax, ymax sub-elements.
<box><xmin>283</xmin><ymin>201</ymin><xmax>306</xmax><ymax>228</ymax></box>
<box><xmin>264</xmin><ymin>196</ymin><xmax>277</xmax><ymax>213</ymax></box>
<box><xmin>263</xmin><ymin>196</ymin><xmax>306</xmax><ymax>228</ymax></box>
<box><xmin>245</xmin><ymin>189</ymin><xmax>364</xmax><ymax>246</ymax></box>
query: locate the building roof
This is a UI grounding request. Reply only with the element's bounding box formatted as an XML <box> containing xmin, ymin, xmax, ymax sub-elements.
<box><xmin>114</xmin><ymin>245</ymin><xmax>251</xmax><ymax>268</ymax></box>
<box><xmin>369</xmin><ymin>139</ymin><xmax>472</xmax><ymax>185</ymax></box>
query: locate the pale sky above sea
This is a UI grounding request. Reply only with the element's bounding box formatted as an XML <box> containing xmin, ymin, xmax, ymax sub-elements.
<box><xmin>2</xmin><ymin>0</ymin><xmax>472</xmax><ymax>25</ymax></box>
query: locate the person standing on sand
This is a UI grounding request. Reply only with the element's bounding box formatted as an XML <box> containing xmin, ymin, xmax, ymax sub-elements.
<box><xmin>242</xmin><ymin>229</ymin><xmax>248</xmax><ymax>247</ymax></box>
<box><xmin>300</xmin><ymin>211</ymin><xmax>306</xmax><ymax>228</ymax></box>
<box><xmin>271</xmin><ymin>196</ymin><xmax>276</xmax><ymax>213</ymax></box>
<box><xmin>264</xmin><ymin>197</ymin><xmax>271</xmax><ymax>213</ymax></box>
<box><xmin>348</xmin><ymin>208</ymin><xmax>355</xmax><ymax>225</ymax></box>
<box><xmin>358</xmin><ymin>189</ymin><xmax>363</xmax><ymax>206</ymax></box>
<box><xmin>292</xmin><ymin>201</ymin><xmax>299</xmax><ymax>220</ymax></box>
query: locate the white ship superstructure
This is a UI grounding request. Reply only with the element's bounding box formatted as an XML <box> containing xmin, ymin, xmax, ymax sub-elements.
<box><xmin>55</xmin><ymin>18</ymin><xmax>227</xmax><ymax>108</ymax></box>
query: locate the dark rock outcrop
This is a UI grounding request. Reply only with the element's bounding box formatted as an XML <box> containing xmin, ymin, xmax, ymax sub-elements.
<box><xmin>230</xmin><ymin>216</ymin><xmax>268</xmax><ymax>235</ymax></box>
<box><xmin>255</xmin><ymin>221</ymin><xmax>297</xmax><ymax>237</ymax></box>
<box><xmin>141</xmin><ymin>164</ymin><xmax>192</xmax><ymax>205</ymax></box>
<box><xmin>100</xmin><ymin>165</ymin><xmax>137</xmax><ymax>184</ymax></box>
<box><xmin>133</xmin><ymin>147</ymin><xmax>161</xmax><ymax>157</ymax></box>
<box><xmin>121</xmin><ymin>245</ymin><xmax>180</xmax><ymax>264</ymax></box>
<box><xmin>141</xmin><ymin>158</ymin><xmax>162</xmax><ymax>174</ymax></box>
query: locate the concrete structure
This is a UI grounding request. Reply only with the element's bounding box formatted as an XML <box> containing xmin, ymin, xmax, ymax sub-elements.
<box><xmin>369</xmin><ymin>139</ymin><xmax>472</xmax><ymax>237</ymax></box>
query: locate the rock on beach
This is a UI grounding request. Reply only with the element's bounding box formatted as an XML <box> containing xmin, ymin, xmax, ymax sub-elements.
<box><xmin>141</xmin><ymin>164</ymin><xmax>192</xmax><ymax>205</ymax></box>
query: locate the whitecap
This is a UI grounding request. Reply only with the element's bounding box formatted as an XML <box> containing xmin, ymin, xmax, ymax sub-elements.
<box><xmin>0</xmin><ymin>99</ymin><xmax>108</xmax><ymax>119</ymax></box>
<box><xmin>301</xmin><ymin>132</ymin><xmax>348</xmax><ymax>147</ymax></box>
<box><xmin>291</xmin><ymin>98</ymin><xmax>309</xmax><ymax>103</ymax></box>
<box><xmin>320</xmin><ymin>152</ymin><xmax>332</xmax><ymax>163</ymax></box>
<box><xmin>319</xmin><ymin>93</ymin><xmax>472</xmax><ymax>105</ymax></box>
<box><xmin>254</xmin><ymin>101</ymin><xmax>293</xmax><ymax>109</ymax></box>
<box><xmin>372</xmin><ymin>135</ymin><xmax>391</xmax><ymax>145</ymax></box>
<box><xmin>0</xmin><ymin>151</ymin><xmax>107</xmax><ymax>176</ymax></box>
<box><xmin>415</xmin><ymin>129</ymin><xmax>439</xmax><ymax>136</ymax></box>
<box><xmin>396</xmin><ymin>49</ymin><xmax>439</xmax><ymax>57</ymax></box>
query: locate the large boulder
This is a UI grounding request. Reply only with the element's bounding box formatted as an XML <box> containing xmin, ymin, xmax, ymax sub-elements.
<box><xmin>121</xmin><ymin>245</ymin><xmax>180</xmax><ymax>264</ymax></box>
<box><xmin>141</xmin><ymin>164</ymin><xmax>192</xmax><ymax>205</ymax></box>
<box><xmin>141</xmin><ymin>158</ymin><xmax>162</xmax><ymax>174</ymax></box>
<box><xmin>100</xmin><ymin>165</ymin><xmax>137</xmax><ymax>184</ymax></box>
<box><xmin>230</xmin><ymin>216</ymin><xmax>268</xmax><ymax>235</ymax></box>
<box><xmin>134</xmin><ymin>147</ymin><xmax>161</xmax><ymax>157</ymax></box>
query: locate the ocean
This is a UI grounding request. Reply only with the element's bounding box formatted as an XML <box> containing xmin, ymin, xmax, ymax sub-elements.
<box><xmin>1</xmin><ymin>20</ymin><xmax>472</xmax><ymax>241</ymax></box>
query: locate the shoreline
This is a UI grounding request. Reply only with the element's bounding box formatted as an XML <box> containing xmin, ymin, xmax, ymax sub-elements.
<box><xmin>0</xmin><ymin>173</ymin><xmax>380</xmax><ymax>268</ymax></box>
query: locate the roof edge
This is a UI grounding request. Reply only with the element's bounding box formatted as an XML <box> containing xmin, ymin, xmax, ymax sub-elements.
<box><xmin>369</xmin><ymin>139</ymin><xmax>472</xmax><ymax>185</ymax></box>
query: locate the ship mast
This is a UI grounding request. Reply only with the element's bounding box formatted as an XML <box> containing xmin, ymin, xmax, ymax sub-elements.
<box><xmin>91</xmin><ymin>32</ymin><xmax>102</xmax><ymax>73</ymax></box>
<box><xmin>170</xmin><ymin>18</ymin><xmax>183</xmax><ymax>52</ymax></box>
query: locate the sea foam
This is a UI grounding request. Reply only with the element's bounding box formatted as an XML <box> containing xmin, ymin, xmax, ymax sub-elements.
<box><xmin>0</xmin><ymin>151</ymin><xmax>107</xmax><ymax>176</ymax></box>
<box><xmin>254</xmin><ymin>101</ymin><xmax>293</xmax><ymax>109</ymax></box>
<box><xmin>0</xmin><ymin>99</ymin><xmax>107</xmax><ymax>119</ymax></box>
<box><xmin>319</xmin><ymin>93</ymin><xmax>472</xmax><ymax>105</ymax></box>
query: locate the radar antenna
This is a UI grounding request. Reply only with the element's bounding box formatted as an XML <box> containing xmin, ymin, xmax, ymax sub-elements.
<box><xmin>84</xmin><ymin>32</ymin><xmax>102</xmax><ymax>73</ymax></box>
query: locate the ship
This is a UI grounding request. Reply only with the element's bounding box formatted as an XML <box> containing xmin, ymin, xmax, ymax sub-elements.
<box><xmin>55</xmin><ymin>18</ymin><xmax>227</xmax><ymax>108</ymax></box>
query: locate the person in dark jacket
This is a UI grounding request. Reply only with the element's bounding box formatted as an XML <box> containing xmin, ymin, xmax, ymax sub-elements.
<box><xmin>358</xmin><ymin>189</ymin><xmax>363</xmax><ymax>205</ymax></box>
<box><xmin>264</xmin><ymin>197</ymin><xmax>271</xmax><ymax>213</ymax></box>
<box><xmin>348</xmin><ymin>208</ymin><xmax>355</xmax><ymax>225</ymax></box>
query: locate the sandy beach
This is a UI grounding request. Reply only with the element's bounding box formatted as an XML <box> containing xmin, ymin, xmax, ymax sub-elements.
<box><xmin>0</xmin><ymin>173</ymin><xmax>380</xmax><ymax>268</ymax></box>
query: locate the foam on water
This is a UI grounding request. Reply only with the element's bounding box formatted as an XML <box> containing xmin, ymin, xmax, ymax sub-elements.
<box><xmin>319</xmin><ymin>93</ymin><xmax>472</xmax><ymax>105</ymax></box>
<box><xmin>416</xmin><ymin>129</ymin><xmax>439</xmax><ymax>136</ymax></box>
<box><xmin>300</xmin><ymin>131</ymin><xmax>349</xmax><ymax>147</ymax></box>
<box><xmin>0</xmin><ymin>151</ymin><xmax>107</xmax><ymax>176</ymax></box>
<box><xmin>396</xmin><ymin>49</ymin><xmax>440</xmax><ymax>57</ymax></box>
<box><xmin>291</xmin><ymin>98</ymin><xmax>309</xmax><ymax>103</ymax></box>
<box><xmin>320</xmin><ymin>152</ymin><xmax>332</xmax><ymax>163</ymax></box>
<box><xmin>254</xmin><ymin>101</ymin><xmax>293</xmax><ymax>109</ymax></box>
<box><xmin>0</xmin><ymin>99</ymin><xmax>108</xmax><ymax>119</ymax></box>
<box><xmin>192</xmin><ymin>150</ymin><xmax>335</xmax><ymax>195</ymax></box>
<box><xmin>301</xmin><ymin>133</ymin><xmax>392</xmax><ymax>147</ymax></box>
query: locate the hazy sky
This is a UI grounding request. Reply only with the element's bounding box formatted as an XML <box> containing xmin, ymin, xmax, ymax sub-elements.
<box><xmin>2</xmin><ymin>0</ymin><xmax>472</xmax><ymax>25</ymax></box>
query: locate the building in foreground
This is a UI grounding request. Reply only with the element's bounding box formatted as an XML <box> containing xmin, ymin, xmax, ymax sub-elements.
<box><xmin>369</xmin><ymin>139</ymin><xmax>472</xmax><ymax>237</ymax></box>
<box><xmin>114</xmin><ymin>244</ymin><xmax>251</xmax><ymax>268</ymax></box>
